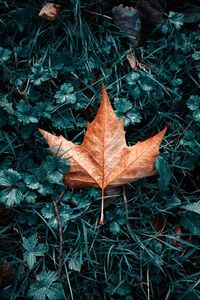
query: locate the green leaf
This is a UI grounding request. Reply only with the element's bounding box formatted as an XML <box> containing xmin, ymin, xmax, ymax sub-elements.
<box><xmin>0</xmin><ymin>169</ymin><xmax>21</xmax><ymax>186</ymax></box>
<box><xmin>55</xmin><ymin>83</ymin><xmax>76</xmax><ymax>104</ymax></box>
<box><xmin>110</xmin><ymin>221</ymin><xmax>121</xmax><ymax>235</ymax></box>
<box><xmin>41</xmin><ymin>203</ymin><xmax>73</xmax><ymax>229</ymax></box>
<box><xmin>52</xmin><ymin>110</ymin><xmax>75</xmax><ymax>129</ymax></box>
<box><xmin>22</xmin><ymin>233</ymin><xmax>48</xmax><ymax>269</ymax></box>
<box><xmin>68</xmin><ymin>255</ymin><xmax>82</xmax><ymax>272</ymax></box>
<box><xmin>28</xmin><ymin>271</ymin><xmax>63</xmax><ymax>300</ymax></box>
<box><xmin>114</xmin><ymin>98</ymin><xmax>142</xmax><ymax>126</ymax></box>
<box><xmin>165</xmin><ymin>195</ymin><xmax>181</xmax><ymax>209</ymax></box>
<box><xmin>156</xmin><ymin>156</ymin><xmax>172</xmax><ymax>193</ymax></box>
<box><xmin>0</xmin><ymin>47</ymin><xmax>12</xmax><ymax>63</ymax></box>
<box><xmin>187</xmin><ymin>95</ymin><xmax>200</xmax><ymax>110</ymax></box>
<box><xmin>0</xmin><ymin>94</ymin><xmax>14</xmax><ymax>114</ymax></box>
<box><xmin>0</xmin><ymin>188</ymin><xmax>23</xmax><ymax>206</ymax></box>
<box><xmin>16</xmin><ymin>100</ymin><xmax>38</xmax><ymax>124</ymax></box>
<box><xmin>168</xmin><ymin>12</ymin><xmax>184</xmax><ymax>29</ymax></box>
<box><xmin>181</xmin><ymin>203</ymin><xmax>200</xmax><ymax>214</ymax></box>
<box><xmin>187</xmin><ymin>95</ymin><xmax>200</xmax><ymax>122</ymax></box>
<box><xmin>192</xmin><ymin>51</ymin><xmax>200</xmax><ymax>60</ymax></box>
<box><xmin>181</xmin><ymin>212</ymin><xmax>200</xmax><ymax>235</ymax></box>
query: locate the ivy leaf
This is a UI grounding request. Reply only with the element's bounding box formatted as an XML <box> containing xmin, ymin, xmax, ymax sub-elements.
<box><xmin>55</xmin><ymin>83</ymin><xmax>76</xmax><ymax>104</ymax></box>
<box><xmin>22</xmin><ymin>233</ymin><xmax>48</xmax><ymax>269</ymax></box>
<box><xmin>16</xmin><ymin>100</ymin><xmax>38</xmax><ymax>124</ymax></box>
<box><xmin>28</xmin><ymin>271</ymin><xmax>63</xmax><ymax>300</ymax></box>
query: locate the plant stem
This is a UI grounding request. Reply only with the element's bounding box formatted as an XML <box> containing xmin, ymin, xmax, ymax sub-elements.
<box><xmin>99</xmin><ymin>188</ymin><xmax>105</xmax><ymax>225</ymax></box>
<box><xmin>53</xmin><ymin>191</ymin><xmax>64</xmax><ymax>279</ymax></box>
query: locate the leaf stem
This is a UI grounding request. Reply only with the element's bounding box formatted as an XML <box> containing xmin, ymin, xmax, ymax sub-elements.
<box><xmin>53</xmin><ymin>190</ymin><xmax>65</xmax><ymax>279</ymax></box>
<box><xmin>99</xmin><ymin>188</ymin><xmax>104</xmax><ymax>225</ymax></box>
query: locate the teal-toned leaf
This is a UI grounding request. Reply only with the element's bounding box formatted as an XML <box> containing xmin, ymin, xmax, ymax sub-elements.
<box><xmin>68</xmin><ymin>256</ymin><xmax>82</xmax><ymax>272</ymax></box>
<box><xmin>114</xmin><ymin>98</ymin><xmax>132</xmax><ymax>113</ymax></box>
<box><xmin>165</xmin><ymin>195</ymin><xmax>181</xmax><ymax>209</ymax></box>
<box><xmin>156</xmin><ymin>156</ymin><xmax>172</xmax><ymax>192</ymax></box>
<box><xmin>192</xmin><ymin>51</ymin><xmax>200</xmax><ymax>60</ymax></box>
<box><xmin>0</xmin><ymin>94</ymin><xmax>14</xmax><ymax>114</ymax></box>
<box><xmin>22</xmin><ymin>233</ymin><xmax>48</xmax><ymax>269</ymax></box>
<box><xmin>181</xmin><ymin>212</ymin><xmax>200</xmax><ymax>235</ymax></box>
<box><xmin>0</xmin><ymin>47</ymin><xmax>12</xmax><ymax>63</ymax></box>
<box><xmin>55</xmin><ymin>83</ymin><xmax>76</xmax><ymax>104</ymax></box>
<box><xmin>187</xmin><ymin>95</ymin><xmax>200</xmax><ymax>122</ymax></box>
<box><xmin>28</xmin><ymin>271</ymin><xmax>63</xmax><ymax>300</ymax></box>
<box><xmin>0</xmin><ymin>169</ymin><xmax>21</xmax><ymax>186</ymax></box>
<box><xmin>25</xmin><ymin>191</ymin><xmax>37</xmax><ymax>204</ymax></box>
<box><xmin>187</xmin><ymin>95</ymin><xmax>200</xmax><ymax>110</ymax></box>
<box><xmin>181</xmin><ymin>203</ymin><xmax>200</xmax><ymax>214</ymax></box>
<box><xmin>41</xmin><ymin>203</ymin><xmax>73</xmax><ymax>229</ymax></box>
<box><xmin>52</xmin><ymin>110</ymin><xmax>75</xmax><ymax>129</ymax></box>
<box><xmin>110</xmin><ymin>221</ymin><xmax>121</xmax><ymax>235</ymax></box>
<box><xmin>0</xmin><ymin>188</ymin><xmax>23</xmax><ymax>206</ymax></box>
<box><xmin>114</xmin><ymin>98</ymin><xmax>142</xmax><ymax>126</ymax></box>
<box><xmin>16</xmin><ymin>100</ymin><xmax>38</xmax><ymax>124</ymax></box>
<box><xmin>168</xmin><ymin>12</ymin><xmax>184</xmax><ymax>29</ymax></box>
<box><xmin>24</xmin><ymin>175</ymin><xmax>40</xmax><ymax>190</ymax></box>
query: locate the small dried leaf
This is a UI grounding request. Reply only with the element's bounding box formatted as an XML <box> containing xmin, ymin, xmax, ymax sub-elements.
<box><xmin>127</xmin><ymin>53</ymin><xmax>138</xmax><ymax>71</ymax></box>
<box><xmin>112</xmin><ymin>4</ymin><xmax>141</xmax><ymax>46</ymax></box>
<box><xmin>39</xmin><ymin>3</ymin><xmax>61</xmax><ymax>21</ymax></box>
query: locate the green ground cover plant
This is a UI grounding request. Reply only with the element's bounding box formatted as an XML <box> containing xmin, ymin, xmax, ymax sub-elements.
<box><xmin>0</xmin><ymin>1</ymin><xmax>199</xmax><ymax>299</ymax></box>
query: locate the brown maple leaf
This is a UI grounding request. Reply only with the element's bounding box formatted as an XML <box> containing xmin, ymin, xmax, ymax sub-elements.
<box><xmin>39</xmin><ymin>84</ymin><xmax>166</xmax><ymax>224</ymax></box>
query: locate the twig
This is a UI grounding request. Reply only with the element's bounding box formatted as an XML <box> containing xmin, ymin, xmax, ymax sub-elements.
<box><xmin>53</xmin><ymin>190</ymin><xmax>65</xmax><ymax>279</ymax></box>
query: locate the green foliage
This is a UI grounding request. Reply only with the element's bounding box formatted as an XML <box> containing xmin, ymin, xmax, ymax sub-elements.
<box><xmin>0</xmin><ymin>1</ymin><xmax>200</xmax><ymax>299</ymax></box>
<box><xmin>28</xmin><ymin>271</ymin><xmax>63</xmax><ymax>300</ymax></box>
<box><xmin>156</xmin><ymin>156</ymin><xmax>172</xmax><ymax>193</ymax></box>
<box><xmin>187</xmin><ymin>95</ymin><xmax>200</xmax><ymax>122</ymax></box>
<box><xmin>22</xmin><ymin>233</ymin><xmax>48</xmax><ymax>269</ymax></box>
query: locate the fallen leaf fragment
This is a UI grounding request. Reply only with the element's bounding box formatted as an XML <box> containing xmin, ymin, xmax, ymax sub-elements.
<box><xmin>39</xmin><ymin>84</ymin><xmax>166</xmax><ymax>224</ymax></box>
<box><xmin>127</xmin><ymin>53</ymin><xmax>138</xmax><ymax>71</ymax></box>
<box><xmin>39</xmin><ymin>3</ymin><xmax>61</xmax><ymax>21</ymax></box>
<box><xmin>112</xmin><ymin>4</ymin><xmax>141</xmax><ymax>46</ymax></box>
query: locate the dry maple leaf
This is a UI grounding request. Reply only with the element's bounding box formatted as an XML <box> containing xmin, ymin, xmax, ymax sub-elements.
<box><xmin>39</xmin><ymin>3</ymin><xmax>61</xmax><ymax>21</ymax></box>
<box><xmin>39</xmin><ymin>84</ymin><xmax>166</xmax><ymax>224</ymax></box>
